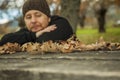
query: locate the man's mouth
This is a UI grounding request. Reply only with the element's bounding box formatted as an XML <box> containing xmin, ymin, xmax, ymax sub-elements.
<box><xmin>30</xmin><ymin>25</ymin><xmax>44</xmax><ymax>31</ymax></box>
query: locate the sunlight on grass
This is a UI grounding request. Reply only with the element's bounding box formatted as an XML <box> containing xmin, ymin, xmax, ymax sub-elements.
<box><xmin>0</xmin><ymin>35</ymin><xmax>3</xmax><ymax>39</ymax></box>
<box><xmin>0</xmin><ymin>26</ymin><xmax>120</xmax><ymax>44</ymax></box>
<box><xmin>76</xmin><ymin>27</ymin><xmax>120</xmax><ymax>44</ymax></box>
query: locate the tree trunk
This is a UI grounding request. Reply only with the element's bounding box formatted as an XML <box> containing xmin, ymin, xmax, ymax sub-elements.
<box><xmin>61</xmin><ymin>0</ymin><xmax>80</xmax><ymax>33</ymax></box>
<box><xmin>79</xmin><ymin>14</ymin><xmax>86</xmax><ymax>28</ymax></box>
<box><xmin>97</xmin><ymin>7</ymin><xmax>107</xmax><ymax>33</ymax></box>
<box><xmin>94</xmin><ymin>0</ymin><xmax>108</xmax><ymax>33</ymax></box>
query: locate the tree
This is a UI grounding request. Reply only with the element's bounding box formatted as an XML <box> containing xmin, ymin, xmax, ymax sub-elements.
<box><xmin>61</xmin><ymin>0</ymin><xmax>81</xmax><ymax>33</ymax></box>
<box><xmin>0</xmin><ymin>0</ymin><xmax>9</xmax><ymax>10</ymax></box>
<box><xmin>79</xmin><ymin>0</ymin><xmax>89</xmax><ymax>28</ymax></box>
<box><xmin>94</xmin><ymin>0</ymin><xmax>108</xmax><ymax>33</ymax></box>
<box><xmin>93</xmin><ymin>0</ymin><xmax>119</xmax><ymax>33</ymax></box>
<box><xmin>115</xmin><ymin>0</ymin><xmax>120</xmax><ymax>6</ymax></box>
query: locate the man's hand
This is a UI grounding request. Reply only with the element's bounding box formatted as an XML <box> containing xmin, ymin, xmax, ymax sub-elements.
<box><xmin>36</xmin><ymin>24</ymin><xmax>57</xmax><ymax>38</ymax></box>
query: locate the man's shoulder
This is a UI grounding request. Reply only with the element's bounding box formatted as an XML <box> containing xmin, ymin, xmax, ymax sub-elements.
<box><xmin>50</xmin><ymin>15</ymin><xmax>68</xmax><ymax>25</ymax></box>
<box><xmin>51</xmin><ymin>15</ymin><xmax>67</xmax><ymax>21</ymax></box>
<box><xmin>17</xmin><ymin>28</ymin><xmax>28</xmax><ymax>32</ymax></box>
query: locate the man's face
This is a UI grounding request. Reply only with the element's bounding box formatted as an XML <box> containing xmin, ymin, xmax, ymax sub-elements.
<box><xmin>24</xmin><ymin>10</ymin><xmax>50</xmax><ymax>32</ymax></box>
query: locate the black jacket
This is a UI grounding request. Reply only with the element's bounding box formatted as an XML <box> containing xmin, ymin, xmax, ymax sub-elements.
<box><xmin>0</xmin><ymin>15</ymin><xmax>73</xmax><ymax>46</ymax></box>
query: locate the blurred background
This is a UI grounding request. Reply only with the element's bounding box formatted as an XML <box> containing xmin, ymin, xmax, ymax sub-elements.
<box><xmin>0</xmin><ymin>0</ymin><xmax>120</xmax><ymax>44</ymax></box>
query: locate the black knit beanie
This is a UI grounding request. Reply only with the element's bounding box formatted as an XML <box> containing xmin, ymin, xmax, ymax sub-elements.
<box><xmin>22</xmin><ymin>0</ymin><xmax>50</xmax><ymax>17</ymax></box>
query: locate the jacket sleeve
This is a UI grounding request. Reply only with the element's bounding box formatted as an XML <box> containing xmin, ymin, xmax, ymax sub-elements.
<box><xmin>36</xmin><ymin>17</ymin><xmax>73</xmax><ymax>43</ymax></box>
<box><xmin>0</xmin><ymin>29</ymin><xmax>36</xmax><ymax>46</ymax></box>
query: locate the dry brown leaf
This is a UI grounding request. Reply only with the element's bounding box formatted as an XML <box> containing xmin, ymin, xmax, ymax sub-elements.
<box><xmin>40</xmin><ymin>40</ymin><xmax>59</xmax><ymax>53</ymax></box>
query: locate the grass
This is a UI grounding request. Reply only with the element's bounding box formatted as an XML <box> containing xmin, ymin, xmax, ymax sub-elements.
<box><xmin>76</xmin><ymin>26</ymin><xmax>120</xmax><ymax>44</ymax></box>
<box><xmin>0</xmin><ymin>25</ymin><xmax>120</xmax><ymax>45</ymax></box>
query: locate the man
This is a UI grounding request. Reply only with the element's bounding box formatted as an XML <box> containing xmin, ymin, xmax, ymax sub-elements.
<box><xmin>0</xmin><ymin>0</ymin><xmax>73</xmax><ymax>46</ymax></box>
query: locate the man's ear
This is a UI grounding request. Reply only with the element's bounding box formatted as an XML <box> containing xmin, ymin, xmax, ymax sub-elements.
<box><xmin>48</xmin><ymin>18</ymin><xmax>51</xmax><ymax>22</ymax></box>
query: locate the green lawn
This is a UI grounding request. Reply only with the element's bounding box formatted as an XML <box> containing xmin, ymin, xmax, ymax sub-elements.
<box><xmin>76</xmin><ymin>27</ymin><xmax>120</xmax><ymax>44</ymax></box>
<box><xmin>0</xmin><ymin>26</ymin><xmax>120</xmax><ymax>44</ymax></box>
<box><xmin>0</xmin><ymin>35</ymin><xmax>3</xmax><ymax>39</ymax></box>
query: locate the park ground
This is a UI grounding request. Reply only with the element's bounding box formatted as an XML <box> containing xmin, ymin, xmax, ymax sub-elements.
<box><xmin>76</xmin><ymin>26</ymin><xmax>120</xmax><ymax>44</ymax></box>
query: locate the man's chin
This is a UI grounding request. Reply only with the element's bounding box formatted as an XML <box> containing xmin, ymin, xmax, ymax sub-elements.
<box><xmin>32</xmin><ymin>29</ymin><xmax>43</xmax><ymax>32</ymax></box>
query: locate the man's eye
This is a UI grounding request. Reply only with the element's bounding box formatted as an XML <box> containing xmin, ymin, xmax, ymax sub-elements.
<box><xmin>25</xmin><ymin>16</ymin><xmax>31</xmax><ymax>19</ymax></box>
<box><xmin>36</xmin><ymin>14</ymin><xmax>41</xmax><ymax>17</ymax></box>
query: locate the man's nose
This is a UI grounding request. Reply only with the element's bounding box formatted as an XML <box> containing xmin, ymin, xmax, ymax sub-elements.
<box><xmin>31</xmin><ymin>17</ymin><xmax>37</xmax><ymax>23</ymax></box>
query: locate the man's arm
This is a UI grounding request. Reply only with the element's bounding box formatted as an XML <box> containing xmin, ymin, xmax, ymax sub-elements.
<box><xmin>0</xmin><ymin>29</ymin><xmax>36</xmax><ymax>46</ymax></box>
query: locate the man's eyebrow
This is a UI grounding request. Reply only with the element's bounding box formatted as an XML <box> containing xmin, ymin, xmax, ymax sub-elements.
<box><xmin>25</xmin><ymin>13</ymin><xmax>31</xmax><ymax>16</ymax></box>
<box><xmin>25</xmin><ymin>11</ymin><xmax>41</xmax><ymax>16</ymax></box>
<box><xmin>34</xmin><ymin>12</ymin><xmax>41</xmax><ymax>14</ymax></box>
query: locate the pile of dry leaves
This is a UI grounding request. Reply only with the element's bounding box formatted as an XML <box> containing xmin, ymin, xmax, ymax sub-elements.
<box><xmin>0</xmin><ymin>35</ymin><xmax>120</xmax><ymax>54</ymax></box>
